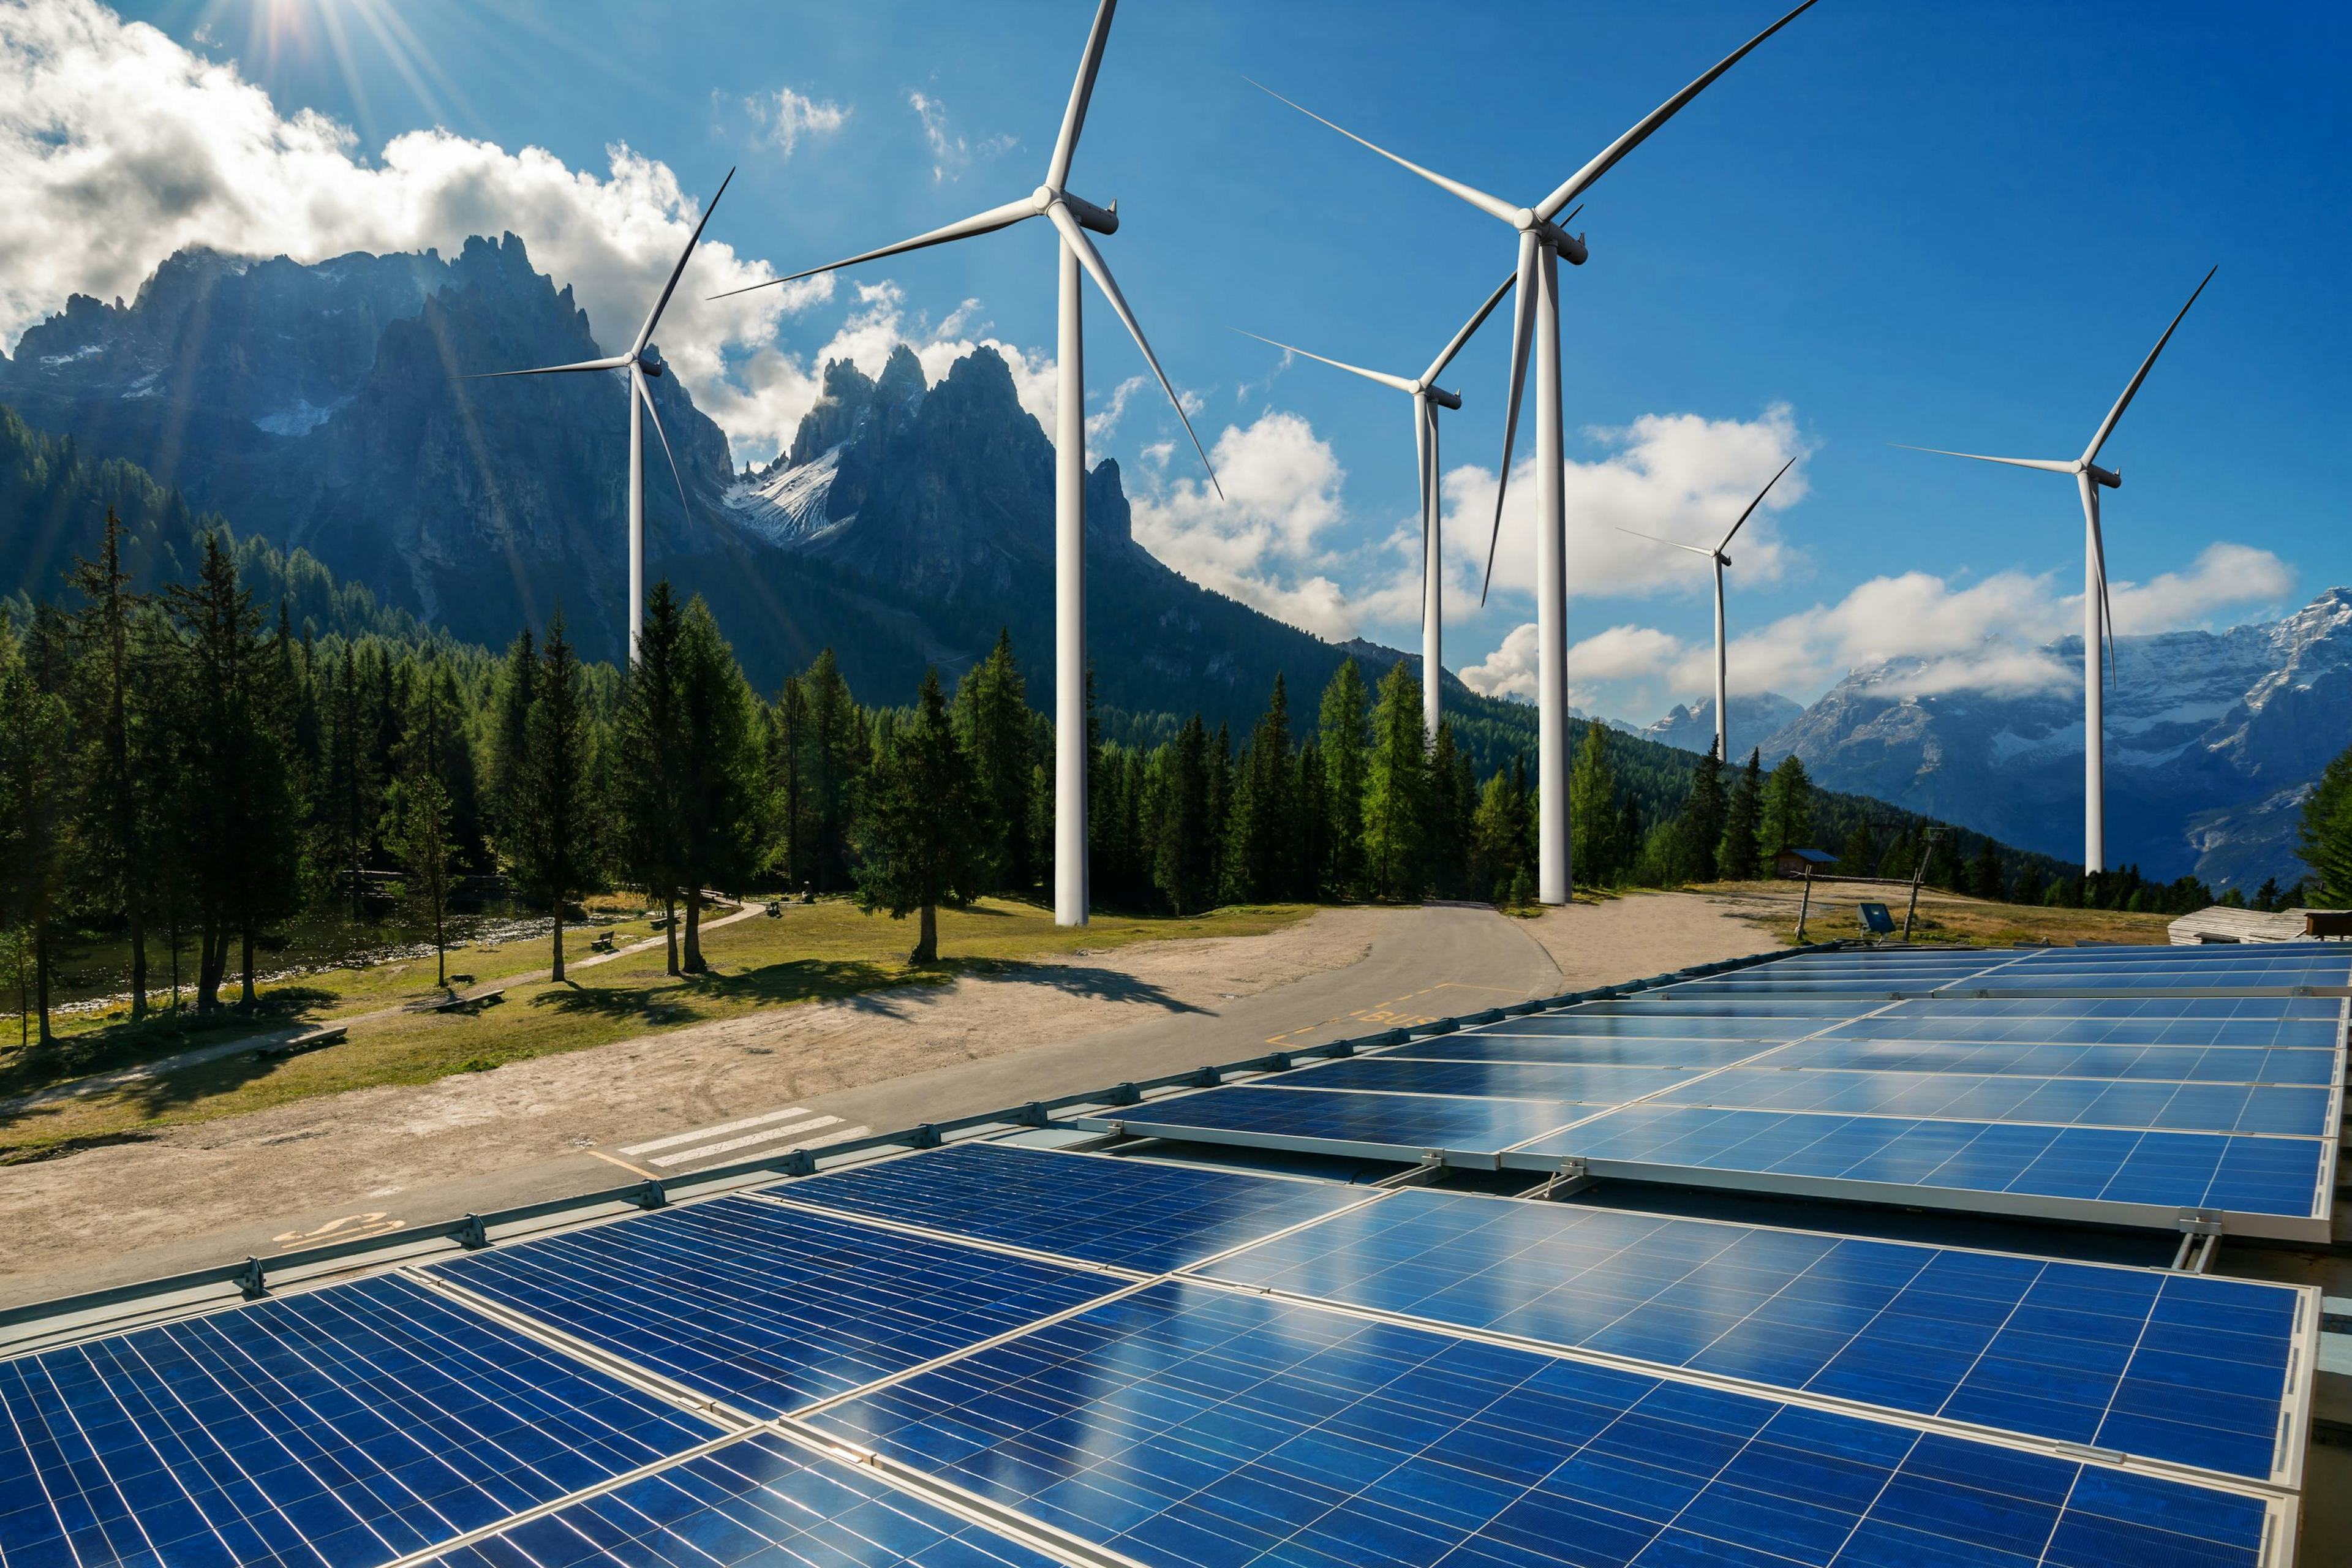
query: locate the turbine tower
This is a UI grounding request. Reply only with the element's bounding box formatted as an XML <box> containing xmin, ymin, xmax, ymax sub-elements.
<box><xmin>1618</xmin><ymin>456</ymin><xmax>1795</xmax><ymax>763</ymax></box>
<box><xmin>717</xmin><ymin>0</ymin><xmax>1216</xmax><ymax>928</ymax></box>
<box><xmin>471</xmin><ymin>168</ymin><xmax>734</xmax><ymax>665</ymax></box>
<box><xmin>1257</xmin><ymin>0</ymin><xmax>1817</xmax><ymax>903</ymax></box>
<box><xmin>1236</xmin><ymin>270</ymin><xmax>1516</xmax><ymax>739</ymax></box>
<box><xmin>1898</xmin><ymin>266</ymin><xmax>2214</xmax><ymax>874</ymax></box>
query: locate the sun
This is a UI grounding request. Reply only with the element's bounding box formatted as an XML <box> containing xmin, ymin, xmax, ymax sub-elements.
<box><xmin>187</xmin><ymin>0</ymin><xmax>484</xmax><ymax>139</ymax></box>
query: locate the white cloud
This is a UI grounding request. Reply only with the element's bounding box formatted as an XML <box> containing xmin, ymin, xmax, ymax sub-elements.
<box><xmin>1129</xmin><ymin>411</ymin><xmax>1359</xmax><ymax>639</ymax></box>
<box><xmin>1574</xmin><ymin>624</ymin><xmax>1684</xmax><ymax>683</ymax></box>
<box><xmin>0</xmin><ymin>0</ymin><xmax>831</xmax><ymax>449</ymax></box>
<box><xmin>747</xmin><ymin>87</ymin><xmax>848</xmax><ymax>157</ymax></box>
<box><xmin>904</xmin><ymin>89</ymin><xmax>1011</xmax><ymax>182</ymax></box>
<box><xmin>1442</xmin><ymin>404</ymin><xmax>1809</xmax><ymax>606</ymax></box>
<box><xmin>1461</xmin><ymin>622</ymin><xmax>1540</xmax><ymax>701</ymax></box>
<box><xmin>2109</xmin><ymin>541</ymin><xmax>2294</xmax><ymax>635</ymax></box>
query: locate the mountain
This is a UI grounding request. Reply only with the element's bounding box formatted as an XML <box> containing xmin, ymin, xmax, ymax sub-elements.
<box><xmin>1762</xmin><ymin>591</ymin><xmax>2352</xmax><ymax>889</ymax></box>
<box><xmin>1638</xmin><ymin>693</ymin><xmax>1805</xmax><ymax>761</ymax></box>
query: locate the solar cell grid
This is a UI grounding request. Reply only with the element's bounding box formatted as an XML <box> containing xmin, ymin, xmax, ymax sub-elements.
<box><xmin>1763</xmin><ymin>1036</ymin><xmax>2340</xmax><ymax>1085</ymax></box>
<box><xmin>1446</xmin><ymin>1011</ymin><xmax>1847</xmax><ymax>1040</ymax></box>
<box><xmin>1195</xmin><ymin>1188</ymin><xmax>2304</xmax><ymax>1482</ymax></box>
<box><xmin>426</xmin><ymin>1196</ymin><xmax>1124</xmax><ymax>1418</ymax></box>
<box><xmin>1651</xmin><ymin>1064</ymin><xmax>2332</xmax><ymax>1136</ymax></box>
<box><xmin>421</xmin><ymin>1433</ymin><xmax>1060</xmax><ymax>1568</ymax></box>
<box><xmin>0</xmin><ymin>1274</ymin><xmax>715</xmax><ymax>1568</ymax></box>
<box><xmin>1273</xmin><ymin>1055</ymin><xmax>1698</xmax><ymax>1104</ymax></box>
<box><xmin>1528</xmin><ymin>1105</ymin><xmax>2327</xmax><ymax>1227</ymax></box>
<box><xmin>1578</xmin><ymin>997</ymin><xmax>1883</xmax><ymax>1017</ymax></box>
<box><xmin>1816</xmin><ymin>1008</ymin><xmax>2343</xmax><ymax>1049</ymax></box>
<box><xmin>769</xmin><ymin>1142</ymin><xmax>1366</xmax><ymax>1273</ymax></box>
<box><xmin>1102</xmin><ymin>1083</ymin><xmax>1586</xmax><ymax>1155</ymax></box>
<box><xmin>1378</xmin><ymin>1035</ymin><xmax>1787</xmax><ymax>1069</ymax></box>
<box><xmin>807</xmin><ymin>1280</ymin><xmax>2274</xmax><ymax>1568</ymax></box>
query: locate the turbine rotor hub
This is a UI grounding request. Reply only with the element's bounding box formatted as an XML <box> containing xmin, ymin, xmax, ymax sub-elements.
<box><xmin>637</xmin><ymin>349</ymin><xmax>663</xmax><ymax>377</ymax></box>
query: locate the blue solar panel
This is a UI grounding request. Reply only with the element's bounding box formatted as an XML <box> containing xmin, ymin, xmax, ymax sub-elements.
<box><xmin>808</xmin><ymin>1280</ymin><xmax>2272</xmax><ymax>1568</ymax></box>
<box><xmin>1199</xmin><ymin>1189</ymin><xmax>2303</xmax><ymax>1482</ymax></box>
<box><xmin>0</xmin><ymin>1275</ymin><xmax>715</xmax><ymax>1568</ymax></box>
<box><xmin>1653</xmin><ymin>1065</ymin><xmax>2331</xmax><ymax>1136</ymax></box>
<box><xmin>1384</xmin><ymin>1035</ymin><xmax>1785</xmax><ymax>1069</ymax></box>
<box><xmin>1582</xmin><ymin>997</ymin><xmax>1882</xmax><ymax>1018</ymax></box>
<box><xmin>428</xmin><ymin>1196</ymin><xmax>1123</xmax><ymax>1417</ymax></box>
<box><xmin>1276</xmin><ymin>1056</ymin><xmax>1697</xmax><ymax>1104</ymax></box>
<box><xmin>1455</xmin><ymin>1012</ymin><xmax>1847</xmax><ymax>1041</ymax></box>
<box><xmin>771</xmin><ymin>1142</ymin><xmax>1366</xmax><ymax>1273</ymax></box>
<box><xmin>1526</xmin><ymin>1106</ymin><xmax>2326</xmax><ymax>1219</ymax></box>
<box><xmin>423</xmin><ymin>1433</ymin><xmax>1058</xmax><ymax>1568</ymax></box>
<box><xmin>1107</xmin><ymin>1084</ymin><xmax>1582</xmax><ymax>1153</ymax></box>
<box><xmin>1763</xmin><ymin>1036</ymin><xmax>2340</xmax><ymax>1085</ymax></box>
<box><xmin>1815</xmin><ymin>1006</ymin><xmax>2343</xmax><ymax>1049</ymax></box>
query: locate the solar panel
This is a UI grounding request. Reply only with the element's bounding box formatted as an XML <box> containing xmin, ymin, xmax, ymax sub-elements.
<box><xmin>0</xmin><ymin>1275</ymin><xmax>716</xmax><ymax>1568</ymax></box>
<box><xmin>1275</xmin><ymin>1055</ymin><xmax>1699</xmax><ymax>1104</ymax></box>
<box><xmin>421</xmin><ymin>1432</ymin><xmax>1060</xmax><ymax>1568</ymax></box>
<box><xmin>1090</xmin><ymin>1084</ymin><xmax>1585</xmax><ymax>1158</ymax></box>
<box><xmin>806</xmin><ymin>1280</ymin><xmax>2278</xmax><ymax>1568</ymax></box>
<box><xmin>1649</xmin><ymin>1064</ymin><xmax>2331</xmax><ymax>1136</ymax></box>
<box><xmin>771</xmin><ymin>1142</ymin><xmax>1366</xmax><ymax>1273</ymax></box>
<box><xmin>1196</xmin><ymin>1188</ymin><xmax>2308</xmax><ymax>1483</ymax></box>
<box><xmin>1456</xmin><ymin>1012</ymin><xmax>1861</xmax><ymax>1041</ymax></box>
<box><xmin>1762</xmin><ymin>1036</ymin><xmax>2340</xmax><ymax>1085</ymax></box>
<box><xmin>1518</xmin><ymin>1105</ymin><xmax>2329</xmax><ymax>1236</ymax></box>
<box><xmin>1382</xmin><ymin>1034</ymin><xmax>1790</xmax><ymax>1069</ymax></box>
<box><xmin>1814</xmin><ymin>1002</ymin><xmax>2343</xmax><ymax>1049</ymax></box>
<box><xmin>426</xmin><ymin>1196</ymin><xmax>1125</xmax><ymax>1417</ymax></box>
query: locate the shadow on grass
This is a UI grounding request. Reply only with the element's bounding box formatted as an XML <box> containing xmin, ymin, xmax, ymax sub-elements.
<box><xmin>0</xmin><ymin>989</ymin><xmax>342</xmax><ymax>1101</ymax></box>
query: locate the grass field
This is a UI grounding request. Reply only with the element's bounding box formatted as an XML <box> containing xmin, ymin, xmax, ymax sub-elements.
<box><xmin>1698</xmin><ymin>879</ymin><xmax>2179</xmax><ymax>948</ymax></box>
<box><xmin>0</xmin><ymin>897</ymin><xmax>1310</xmax><ymax>1163</ymax></box>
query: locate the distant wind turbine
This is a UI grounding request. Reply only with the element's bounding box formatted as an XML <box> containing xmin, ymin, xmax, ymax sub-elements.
<box><xmin>1618</xmin><ymin>456</ymin><xmax>1795</xmax><ymax>764</ymax></box>
<box><xmin>1236</xmin><ymin>268</ymin><xmax>1517</xmax><ymax>741</ymax></box>
<box><xmin>1896</xmin><ymin>265</ymin><xmax>2215</xmax><ymax>873</ymax></box>
<box><xmin>469</xmin><ymin>168</ymin><xmax>734</xmax><ymax>665</ymax></box>
<box><xmin>1254</xmin><ymin>0</ymin><xmax>1817</xmax><ymax>904</ymax></box>
<box><xmin>714</xmin><ymin>0</ymin><xmax>1216</xmax><ymax>929</ymax></box>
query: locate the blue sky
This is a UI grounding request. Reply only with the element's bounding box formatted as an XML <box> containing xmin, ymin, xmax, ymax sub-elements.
<box><xmin>19</xmin><ymin>0</ymin><xmax>2351</xmax><ymax>718</ymax></box>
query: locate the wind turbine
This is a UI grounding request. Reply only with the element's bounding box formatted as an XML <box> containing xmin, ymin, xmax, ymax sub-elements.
<box><xmin>1618</xmin><ymin>456</ymin><xmax>1795</xmax><ymax>764</ymax></box>
<box><xmin>714</xmin><ymin>0</ymin><xmax>1216</xmax><ymax>929</ymax></box>
<box><xmin>1236</xmin><ymin>269</ymin><xmax>1517</xmax><ymax>741</ymax></box>
<box><xmin>1897</xmin><ymin>266</ymin><xmax>2214</xmax><ymax>874</ymax></box>
<box><xmin>1256</xmin><ymin>0</ymin><xmax>1817</xmax><ymax>904</ymax></box>
<box><xmin>469</xmin><ymin>168</ymin><xmax>734</xmax><ymax>665</ymax></box>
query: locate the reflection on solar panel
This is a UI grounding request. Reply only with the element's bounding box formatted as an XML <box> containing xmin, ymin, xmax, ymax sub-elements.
<box><xmin>0</xmin><ymin>1275</ymin><xmax>715</xmax><ymax>1568</ymax></box>
<box><xmin>1383</xmin><ymin>1034</ymin><xmax>1784</xmax><ymax>1069</ymax></box>
<box><xmin>772</xmin><ymin>1142</ymin><xmax>1366</xmax><ymax>1273</ymax></box>
<box><xmin>1522</xmin><ymin>1106</ymin><xmax>2326</xmax><ymax>1230</ymax></box>
<box><xmin>423</xmin><ymin>1433</ymin><xmax>1058</xmax><ymax>1568</ymax></box>
<box><xmin>808</xmin><ymin>1280</ymin><xmax>2276</xmax><ymax>1568</ymax></box>
<box><xmin>428</xmin><ymin>1196</ymin><xmax>1123</xmax><ymax>1417</ymax></box>
<box><xmin>1649</xmin><ymin>1065</ymin><xmax>2330</xmax><ymax>1135</ymax></box>
<box><xmin>1763</xmin><ymin>1036</ymin><xmax>2339</xmax><ymax>1085</ymax></box>
<box><xmin>1276</xmin><ymin>1055</ymin><xmax>1699</xmax><ymax>1102</ymax></box>
<box><xmin>1106</xmin><ymin>1082</ymin><xmax>1585</xmax><ymax>1154</ymax></box>
<box><xmin>1450</xmin><ymin>1012</ymin><xmax>1849</xmax><ymax>1040</ymax></box>
<box><xmin>1198</xmin><ymin>1188</ymin><xmax>2305</xmax><ymax>1482</ymax></box>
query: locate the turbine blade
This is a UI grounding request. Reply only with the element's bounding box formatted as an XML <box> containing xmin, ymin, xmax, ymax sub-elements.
<box><xmin>1246</xmin><ymin>77</ymin><xmax>1520</xmax><ymax>227</ymax></box>
<box><xmin>1719</xmin><ymin>454</ymin><xmax>1797</xmax><ymax>551</ymax></box>
<box><xmin>1537</xmin><ymin>0</ymin><xmax>1820</xmax><ymax>222</ymax></box>
<box><xmin>464</xmin><ymin>355</ymin><xmax>633</xmax><ymax>379</ymax></box>
<box><xmin>1480</xmin><ymin>230</ymin><xmax>1541</xmax><ymax>606</ymax></box>
<box><xmin>633</xmin><ymin>167</ymin><xmax>735</xmax><ymax>356</ymax></box>
<box><xmin>2082</xmin><ymin>265</ymin><xmax>2215</xmax><ymax>465</ymax></box>
<box><xmin>1422</xmin><ymin>266</ymin><xmax>1518</xmax><ymax>385</ymax></box>
<box><xmin>1415</xmin><ymin>395</ymin><xmax>1435</xmax><ymax>601</ymax></box>
<box><xmin>2087</xmin><ymin>484</ymin><xmax>2118</xmax><ymax>690</ymax></box>
<box><xmin>636</xmin><ymin>371</ymin><xmax>692</xmax><ymax>522</ymax></box>
<box><xmin>1047</xmin><ymin>201</ymin><xmax>1222</xmax><ymax>497</ymax></box>
<box><xmin>1890</xmin><ymin>443</ymin><xmax>2078</xmax><ymax>475</ymax></box>
<box><xmin>1615</xmin><ymin>526</ymin><xmax>1712</xmax><ymax>556</ymax></box>
<box><xmin>1047</xmin><ymin>0</ymin><xmax>1117</xmax><ymax>190</ymax></box>
<box><xmin>1232</xmin><ymin>330</ymin><xmax>1417</xmax><ymax>394</ymax></box>
<box><xmin>709</xmin><ymin>196</ymin><xmax>1039</xmax><ymax>299</ymax></box>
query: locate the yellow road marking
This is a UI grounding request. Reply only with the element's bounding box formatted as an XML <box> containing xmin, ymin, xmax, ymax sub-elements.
<box><xmin>586</xmin><ymin>1148</ymin><xmax>661</xmax><ymax>1181</ymax></box>
<box><xmin>1264</xmin><ymin>980</ymin><xmax>1525</xmax><ymax>1047</ymax></box>
<box><xmin>272</xmin><ymin>1212</ymin><xmax>404</xmax><ymax>1251</ymax></box>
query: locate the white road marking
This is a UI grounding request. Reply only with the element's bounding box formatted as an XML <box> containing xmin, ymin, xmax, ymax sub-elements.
<box><xmin>623</xmin><ymin>1106</ymin><xmax>817</xmax><ymax>1156</ymax></box>
<box><xmin>646</xmin><ymin>1115</ymin><xmax>853</xmax><ymax>1169</ymax></box>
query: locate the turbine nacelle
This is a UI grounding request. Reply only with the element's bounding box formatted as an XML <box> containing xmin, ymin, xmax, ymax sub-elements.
<box><xmin>2087</xmin><ymin>462</ymin><xmax>2120</xmax><ymax>489</ymax></box>
<box><xmin>1521</xmin><ymin>214</ymin><xmax>1588</xmax><ymax>265</ymax></box>
<box><xmin>636</xmin><ymin>350</ymin><xmax>665</xmax><ymax>379</ymax></box>
<box><xmin>1422</xmin><ymin>384</ymin><xmax>1463</xmax><ymax>411</ymax></box>
<box><xmin>1037</xmin><ymin>186</ymin><xmax>1120</xmax><ymax>235</ymax></box>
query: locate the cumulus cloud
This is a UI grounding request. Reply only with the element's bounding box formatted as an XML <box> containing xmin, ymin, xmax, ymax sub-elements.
<box><xmin>905</xmin><ymin>89</ymin><xmax>1012</xmax><ymax>182</ymax></box>
<box><xmin>1443</xmin><ymin>404</ymin><xmax>1810</xmax><ymax>607</ymax></box>
<box><xmin>747</xmin><ymin>86</ymin><xmax>848</xmax><ymax>157</ymax></box>
<box><xmin>1129</xmin><ymin>411</ymin><xmax>1358</xmax><ymax>639</ymax></box>
<box><xmin>0</xmin><ymin>0</ymin><xmax>832</xmax><ymax>453</ymax></box>
<box><xmin>1461</xmin><ymin>623</ymin><xmax>1540</xmax><ymax>701</ymax></box>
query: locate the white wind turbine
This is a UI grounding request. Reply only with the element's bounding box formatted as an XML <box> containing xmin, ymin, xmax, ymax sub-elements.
<box><xmin>1617</xmin><ymin>456</ymin><xmax>1795</xmax><ymax>764</ymax></box>
<box><xmin>1236</xmin><ymin>269</ymin><xmax>1517</xmax><ymax>741</ymax></box>
<box><xmin>715</xmin><ymin>0</ymin><xmax>1216</xmax><ymax>929</ymax></box>
<box><xmin>1897</xmin><ymin>266</ymin><xmax>2214</xmax><ymax>874</ymax></box>
<box><xmin>1257</xmin><ymin>0</ymin><xmax>1817</xmax><ymax>903</ymax></box>
<box><xmin>470</xmin><ymin>168</ymin><xmax>734</xmax><ymax>665</ymax></box>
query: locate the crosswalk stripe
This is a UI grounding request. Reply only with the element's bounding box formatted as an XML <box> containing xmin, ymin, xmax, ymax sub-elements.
<box><xmin>622</xmin><ymin>1106</ymin><xmax>813</xmax><ymax>1156</ymax></box>
<box><xmin>646</xmin><ymin>1115</ymin><xmax>848</xmax><ymax>1169</ymax></box>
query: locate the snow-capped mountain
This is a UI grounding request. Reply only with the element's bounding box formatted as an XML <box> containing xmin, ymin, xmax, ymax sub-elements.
<box><xmin>1640</xmin><ymin>693</ymin><xmax>1805</xmax><ymax>761</ymax></box>
<box><xmin>1762</xmin><ymin>590</ymin><xmax>2352</xmax><ymax>888</ymax></box>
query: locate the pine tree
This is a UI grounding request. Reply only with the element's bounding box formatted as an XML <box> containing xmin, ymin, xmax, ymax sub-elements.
<box><xmin>488</xmin><ymin>627</ymin><xmax>538</xmax><ymax>859</ymax></box>
<box><xmin>801</xmin><ymin>649</ymin><xmax>866</xmax><ymax>892</ymax></box>
<box><xmin>616</xmin><ymin>585</ymin><xmax>690</xmax><ymax>971</ymax></box>
<box><xmin>1424</xmin><ymin>723</ymin><xmax>1471</xmax><ymax>899</ymax></box>
<box><xmin>1153</xmin><ymin>717</ymin><xmax>1215</xmax><ymax>914</ymax></box>
<box><xmin>1758</xmin><ymin>753</ymin><xmax>1815</xmax><ymax>857</ymax></box>
<box><xmin>1206</xmin><ymin>721</ymin><xmax>1235</xmax><ymax>896</ymax></box>
<box><xmin>769</xmin><ymin>675</ymin><xmax>810</xmax><ymax>890</ymax></box>
<box><xmin>1361</xmin><ymin>663</ymin><xmax>1427</xmax><ymax>900</ymax></box>
<box><xmin>954</xmin><ymin>630</ymin><xmax>1036</xmax><ymax>895</ymax></box>
<box><xmin>386</xmin><ymin>686</ymin><xmax>458</xmax><ymax>988</ymax></box>
<box><xmin>1318</xmin><ymin>659</ymin><xmax>1369</xmax><ymax>896</ymax></box>
<box><xmin>2253</xmin><ymin>875</ymin><xmax>2285</xmax><ymax>913</ymax></box>
<box><xmin>1969</xmin><ymin>837</ymin><xmax>2005</xmax><ymax>901</ymax></box>
<box><xmin>1225</xmin><ymin>676</ymin><xmax>1297</xmax><ymax>902</ymax></box>
<box><xmin>1470</xmin><ymin>757</ymin><xmax>1528</xmax><ymax>902</ymax></box>
<box><xmin>1294</xmin><ymin>741</ymin><xmax>1329</xmax><ymax>899</ymax></box>
<box><xmin>323</xmin><ymin>649</ymin><xmax>379</xmax><ymax>921</ymax></box>
<box><xmin>2297</xmin><ymin>743</ymin><xmax>2352</xmax><ymax>906</ymax></box>
<box><xmin>674</xmin><ymin>597</ymin><xmax>764</xmax><ymax>970</ymax></box>
<box><xmin>1681</xmin><ymin>750</ymin><xmax>1726</xmax><ymax>881</ymax></box>
<box><xmin>130</xmin><ymin>604</ymin><xmax>195</xmax><ymax>1010</ymax></box>
<box><xmin>856</xmin><ymin>669</ymin><xmax>981</xmax><ymax>962</ymax></box>
<box><xmin>1719</xmin><ymin>748</ymin><xmax>1764</xmax><ymax>880</ymax></box>
<box><xmin>68</xmin><ymin>508</ymin><xmax>151</xmax><ymax>1019</ymax></box>
<box><xmin>0</xmin><ymin>620</ymin><xmax>70</xmax><ymax>1044</ymax></box>
<box><xmin>513</xmin><ymin>611</ymin><xmax>598</xmax><ymax>982</ymax></box>
<box><xmin>1569</xmin><ymin>722</ymin><xmax>1623</xmax><ymax>887</ymax></box>
<box><xmin>1838</xmin><ymin>821</ymin><xmax>1878</xmax><ymax>879</ymax></box>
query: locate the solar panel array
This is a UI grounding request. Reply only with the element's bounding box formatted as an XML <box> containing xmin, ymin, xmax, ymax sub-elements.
<box><xmin>1077</xmin><ymin>943</ymin><xmax>2348</xmax><ymax>1242</ymax></box>
<box><xmin>0</xmin><ymin>942</ymin><xmax>2330</xmax><ymax>1568</ymax></box>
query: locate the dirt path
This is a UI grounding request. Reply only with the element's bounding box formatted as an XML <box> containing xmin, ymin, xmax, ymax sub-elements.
<box><xmin>1519</xmin><ymin>890</ymin><xmax>1784</xmax><ymax>984</ymax></box>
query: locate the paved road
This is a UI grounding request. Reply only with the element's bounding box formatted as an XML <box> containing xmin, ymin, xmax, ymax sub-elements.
<box><xmin>2</xmin><ymin>906</ymin><xmax>1560</xmax><ymax>1313</ymax></box>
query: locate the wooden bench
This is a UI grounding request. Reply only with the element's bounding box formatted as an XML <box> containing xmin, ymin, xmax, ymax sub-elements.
<box><xmin>254</xmin><ymin>1025</ymin><xmax>348</xmax><ymax>1060</ymax></box>
<box><xmin>429</xmin><ymin>989</ymin><xmax>507</xmax><ymax>1014</ymax></box>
